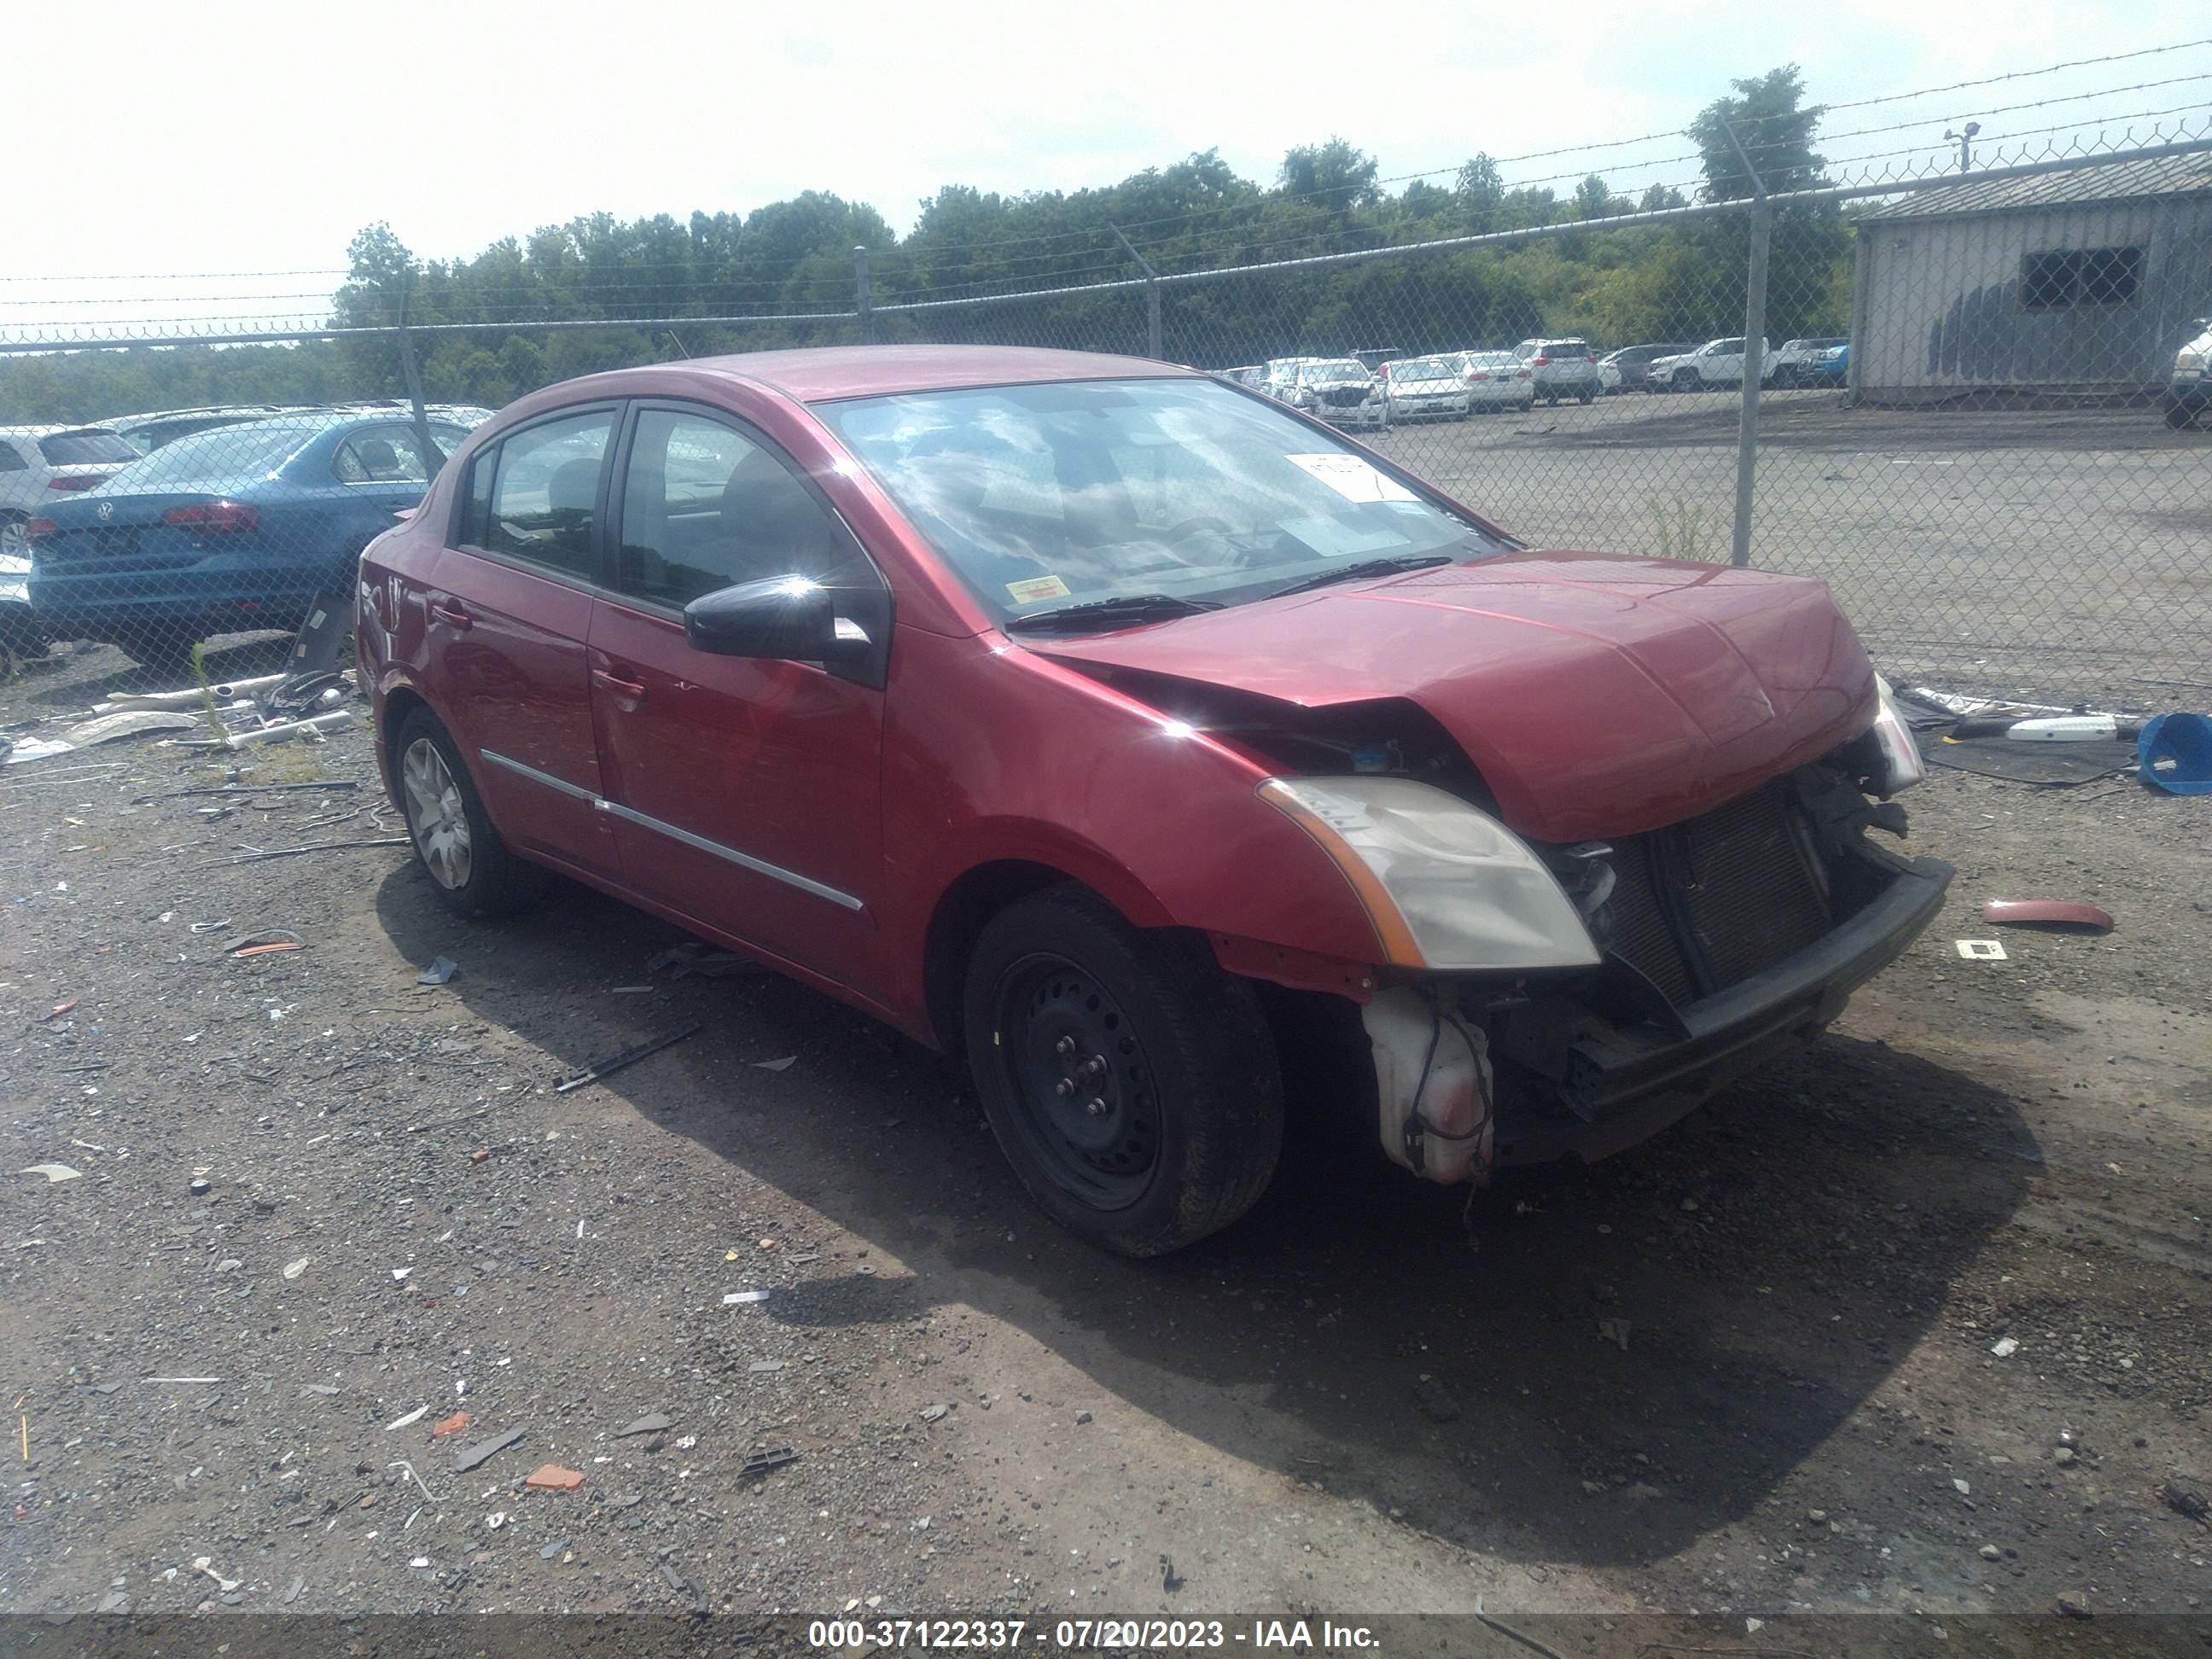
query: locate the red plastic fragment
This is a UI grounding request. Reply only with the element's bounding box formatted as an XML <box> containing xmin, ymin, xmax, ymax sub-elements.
<box><xmin>1981</xmin><ymin>899</ymin><xmax>2115</xmax><ymax>934</ymax></box>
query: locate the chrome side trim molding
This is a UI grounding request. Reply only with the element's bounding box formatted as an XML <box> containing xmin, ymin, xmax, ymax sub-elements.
<box><xmin>478</xmin><ymin>747</ymin><xmax>864</xmax><ymax>912</ymax></box>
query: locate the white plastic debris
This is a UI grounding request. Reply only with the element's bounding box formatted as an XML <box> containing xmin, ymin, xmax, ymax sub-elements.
<box><xmin>724</xmin><ymin>1289</ymin><xmax>769</xmax><ymax>1306</ymax></box>
<box><xmin>1954</xmin><ymin>939</ymin><xmax>2007</xmax><ymax>960</ymax></box>
<box><xmin>385</xmin><ymin>1406</ymin><xmax>428</xmax><ymax>1432</ymax></box>
<box><xmin>282</xmin><ymin>1257</ymin><xmax>310</xmax><ymax>1279</ymax></box>
<box><xmin>19</xmin><ymin>1164</ymin><xmax>83</xmax><ymax>1184</ymax></box>
<box><xmin>1991</xmin><ymin>1337</ymin><xmax>2019</xmax><ymax>1358</ymax></box>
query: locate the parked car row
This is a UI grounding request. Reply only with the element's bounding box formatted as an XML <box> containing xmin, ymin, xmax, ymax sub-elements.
<box><xmin>5</xmin><ymin>401</ymin><xmax>492</xmax><ymax>667</ymax></box>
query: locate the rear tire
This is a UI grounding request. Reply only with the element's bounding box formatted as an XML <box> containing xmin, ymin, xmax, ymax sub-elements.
<box><xmin>118</xmin><ymin>626</ymin><xmax>203</xmax><ymax>679</ymax></box>
<box><xmin>963</xmin><ymin>885</ymin><xmax>1283</xmax><ymax>1257</ymax></box>
<box><xmin>1576</xmin><ymin>386</ymin><xmax>1595</xmax><ymax>405</ymax></box>
<box><xmin>392</xmin><ymin>707</ymin><xmax>544</xmax><ymax>918</ymax></box>
<box><xmin>2165</xmin><ymin>396</ymin><xmax>2200</xmax><ymax>430</ymax></box>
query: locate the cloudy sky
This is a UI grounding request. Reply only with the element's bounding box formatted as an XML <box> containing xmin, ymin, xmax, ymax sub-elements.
<box><xmin>11</xmin><ymin>0</ymin><xmax>2209</xmax><ymax>334</ymax></box>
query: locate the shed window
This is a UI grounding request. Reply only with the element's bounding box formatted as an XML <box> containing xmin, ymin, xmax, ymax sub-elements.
<box><xmin>2020</xmin><ymin>246</ymin><xmax>2142</xmax><ymax>310</ymax></box>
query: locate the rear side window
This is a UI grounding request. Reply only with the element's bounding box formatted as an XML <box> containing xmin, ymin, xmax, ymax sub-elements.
<box><xmin>39</xmin><ymin>431</ymin><xmax>138</xmax><ymax>465</ymax></box>
<box><xmin>486</xmin><ymin>410</ymin><xmax>614</xmax><ymax>579</ymax></box>
<box><xmin>614</xmin><ymin>407</ymin><xmax>862</xmax><ymax>607</ymax></box>
<box><xmin>0</xmin><ymin>442</ymin><xmax>25</xmax><ymax>472</ymax></box>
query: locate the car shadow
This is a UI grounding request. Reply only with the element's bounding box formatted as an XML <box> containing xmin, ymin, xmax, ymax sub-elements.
<box><xmin>374</xmin><ymin>863</ymin><xmax>2032</xmax><ymax>1569</ymax></box>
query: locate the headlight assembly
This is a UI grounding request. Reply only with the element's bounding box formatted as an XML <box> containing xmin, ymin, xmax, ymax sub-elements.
<box><xmin>1260</xmin><ymin>777</ymin><xmax>1599</xmax><ymax>972</ymax></box>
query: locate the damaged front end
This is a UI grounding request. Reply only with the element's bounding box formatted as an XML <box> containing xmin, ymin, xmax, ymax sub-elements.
<box><xmin>1193</xmin><ymin>684</ymin><xmax>1953</xmax><ymax>1186</ymax></box>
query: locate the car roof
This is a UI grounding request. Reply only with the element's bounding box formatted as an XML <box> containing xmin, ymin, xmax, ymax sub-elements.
<box><xmin>619</xmin><ymin>345</ymin><xmax>1190</xmax><ymax>405</ymax></box>
<box><xmin>0</xmin><ymin>423</ymin><xmax>69</xmax><ymax>439</ymax></box>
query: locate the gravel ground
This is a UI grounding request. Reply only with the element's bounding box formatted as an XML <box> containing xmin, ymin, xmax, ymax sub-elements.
<box><xmin>3</xmin><ymin>630</ymin><xmax>2210</xmax><ymax>1638</ymax></box>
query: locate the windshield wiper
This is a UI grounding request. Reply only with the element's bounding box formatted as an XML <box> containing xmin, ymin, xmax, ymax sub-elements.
<box><xmin>1266</xmin><ymin>554</ymin><xmax>1455</xmax><ymax>600</ymax></box>
<box><xmin>1004</xmin><ymin>593</ymin><xmax>1223</xmax><ymax>634</ymax></box>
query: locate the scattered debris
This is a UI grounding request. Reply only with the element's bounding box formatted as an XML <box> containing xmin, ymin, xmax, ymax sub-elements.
<box><xmin>19</xmin><ymin>1164</ymin><xmax>82</xmax><ymax>1185</ymax></box>
<box><xmin>1991</xmin><ymin>1337</ymin><xmax>2020</xmax><ymax>1358</ymax></box>
<box><xmin>723</xmin><ymin>1290</ymin><xmax>769</xmax><ymax>1306</ymax></box>
<box><xmin>1954</xmin><ymin>939</ymin><xmax>2007</xmax><ymax>960</ymax></box>
<box><xmin>432</xmin><ymin>1411</ymin><xmax>471</xmax><ymax>1439</ymax></box>
<box><xmin>525</xmin><ymin>1464</ymin><xmax>584</xmax><ymax>1492</ymax></box>
<box><xmin>2159</xmin><ymin>1479</ymin><xmax>2209</xmax><ymax>1525</ymax></box>
<box><xmin>1161</xmin><ymin>1554</ymin><xmax>1185</xmax><ymax>1593</ymax></box>
<box><xmin>1953</xmin><ymin>1478</ymin><xmax>1971</xmax><ymax>1495</ymax></box>
<box><xmin>189</xmin><ymin>1177</ymin><xmax>212</xmax><ymax>1197</ymax></box>
<box><xmin>60</xmin><ymin>710</ymin><xmax>207</xmax><ymax>749</ymax></box>
<box><xmin>539</xmin><ymin>1537</ymin><xmax>570</xmax><ymax>1561</ymax></box>
<box><xmin>553</xmin><ymin>1023</ymin><xmax>701</xmax><ymax>1093</ymax></box>
<box><xmin>485</xmin><ymin>1511</ymin><xmax>508</xmax><ymax>1531</ymax></box>
<box><xmin>387</xmin><ymin>1458</ymin><xmax>438</xmax><ymax>1504</ymax></box>
<box><xmin>748</xmin><ymin>1360</ymin><xmax>783</xmax><ymax>1374</ymax></box>
<box><xmin>2138</xmin><ymin>712</ymin><xmax>2212</xmax><ymax>795</ymax></box>
<box><xmin>738</xmin><ymin>1447</ymin><xmax>798</xmax><ymax>1479</ymax></box>
<box><xmin>390</xmin><ymin>1267</ymin><xmax>413</xmax><ymax>1282</ymax></box>
<box><xmin>751</xmin><ymin>1054</ymin><xmax>797</xmax><ymax>1072</ymax></box>
<box><xmin>300</xmin><ymin>1384</ymin><xmax>340</xmax><ymax>1397</ymax></box>
<box><xmin>416</xmin><ymin>956</ymin><xmax>459</xmax><ymax>987</ymax></box>
<box><xmin>1597</xmin><ymin>1318</ymin><xmax>1633</xmax><ymax>1351</ymax></box>
<box><xmin>646</xmin><ymin>940</ymin><xmax>764</xmax><ymax>980</ymax></box>
<box><xmin>283</xmin><ymin>1258</ymin><xmax>311</xmax><ymax>1280</ymax></box>
<box><xmin>146</xmin><ymin>1377</ymin><xmax>220</xmax><ymax>1384</ymax></box>
<box><xmin>617</xmin><ymin>1412</ymin><xmax>674</xmax><ymax>1438</ymax></box>
<box><xmin>188</xmin><ymin>919</ymin><xmax>232</xmax><ymax>934</ymax></box>
<box><xmin>191</xmin><ymin>1557</ymin><xmax>240</xmax><ymax>1593</ymax></box>
<box><xmin>918</xmin><ymin>1403</ymin><xmax>952</xmax><ymax>1423</ymax></box>
<box><xmin>191</xmin><ymin>836</ymin><xmax>409</xmax><ymax>870</ymax></box>
<box><xmin>1980</xmin><ymin>1543</ymin><xmax>2003</xmax><ymax>1561</ymax></box>
<box><xmin>1982</xmin><ymin>899</ymin><xmax>2116</xmax><ymax>934</ymax></box>
<box><xmin>39</xmin><ymin>1000</ymin><xmax>78</xmax><ymax>1022</ymax></box>
<box><xmin>451</xmin><ymin>1428</ymin><xmax>525</xmax><ymax>1472</ymax></box>
<box><xmin>2056</xmin><ymin>1591</ymin><xmax>2093</xmax><ymax>1619</ymax></box>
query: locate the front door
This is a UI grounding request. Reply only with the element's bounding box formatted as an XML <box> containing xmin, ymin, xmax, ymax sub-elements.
<box><xmin>430</xmin><ymin>405</ymin><xmax>621</xmax><ymax>881</ymax></box>
<box><xmin>585</xmin><ymin>403</ymin><xmax>890</xmax><ymax>993</ymax></box>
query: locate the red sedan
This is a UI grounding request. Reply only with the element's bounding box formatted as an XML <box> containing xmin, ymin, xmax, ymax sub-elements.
<box><xmin>358</xmin><ymin>346</ymin><xmax>1948</xmax><ymax>1255</ymax></box>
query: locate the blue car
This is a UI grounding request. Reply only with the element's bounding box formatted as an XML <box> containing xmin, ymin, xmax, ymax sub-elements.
<box><xmin>26</xmin><ymin>410</ymin><xmax>480</xmax><ymax>670</ymax></box>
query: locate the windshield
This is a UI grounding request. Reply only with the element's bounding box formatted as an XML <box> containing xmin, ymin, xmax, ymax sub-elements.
<box><xmin>39</xmin><ymin>431</ymin><xmax>139</xmax><ymax>466</ymax></box>
<box><xmin>817</xmin><ymin>378</ymin><xmax>1503</xmax><ymax>622</ymax></box>
<box><xmin>98</xmin><ymin>422</ymin><xmax>325</xmax><ymax>489</ymax></box>
<box><xmin>1303</xmin><ymin>362</ymin><xmax>1366</xmax><ymax>382</ymax></box>
<box><xmin>1392</xmin><ymin>358</ymin><xmax>1456</xmax><ymax>379</ymax></box>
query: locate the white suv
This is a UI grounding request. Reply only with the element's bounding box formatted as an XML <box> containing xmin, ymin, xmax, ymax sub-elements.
<box><xmin>1511</xmin><ymin>338</ymin><xmax>1598</xmax><ymax>405</ymax></box>
<box><xmin>1649</xmin><ymin>338</ymin><xmax>1772</xmax><ymax>392</ymax></box>
<box><xmin>0</xmin><ymin>425</ymin><xmax>141</xmax><ymax>552</ymax></box>
<box><xmin>2166</xmin><ymin>317</ymin><xmax>2209</xmax><ymax>429</ymax></box>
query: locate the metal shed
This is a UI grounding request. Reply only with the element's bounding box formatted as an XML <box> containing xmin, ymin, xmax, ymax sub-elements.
<box><xmin>1849</xmin><ymin>154</ymin><xmax>2212</xmax><ymax>403</ymax></box>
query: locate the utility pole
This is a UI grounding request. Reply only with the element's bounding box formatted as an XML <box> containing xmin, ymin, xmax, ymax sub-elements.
<box><xmin>1719</xmin><ymin>119</ymin><xmax>1770</xmax><ymax>569</ymax></box>
<box><xmin>1942</xmin><ymin>121</ymin><xmax>1981</xmax><ymax>174</ymax></box>
<box><xmin>1109</xmin><ymin>224</ymin><xmax>1164</xmax><ymax>360</ymax></box>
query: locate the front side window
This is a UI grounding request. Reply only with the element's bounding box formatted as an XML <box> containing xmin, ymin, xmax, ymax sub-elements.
<box><xmin>817</xmin><ymin>377</ymin><xmax>1504</xmax><ymax>625</ymax></box>
<box><xmin>485</xmin><ymin>410</ymin><xmax>614</xmax><ymax>579</ymax></box>
<box><xmin>614</xmin><ymin>408</ymin><xmax>864</xmax><ymax>608</ymax></box>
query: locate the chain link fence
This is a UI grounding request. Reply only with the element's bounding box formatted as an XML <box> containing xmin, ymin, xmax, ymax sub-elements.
<box><xmin>3</xmin><ymin>125</ymin><xmax>2207</xmax><ymax>707</ymax></box>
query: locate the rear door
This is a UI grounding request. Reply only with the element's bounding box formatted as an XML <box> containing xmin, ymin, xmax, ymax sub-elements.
<box><xmin>428</xmin><ymin>405</ymin><xmax>622</xmax><ymax>880</ymax></box>
<box><xmin>586</xmin><ymin>401</ymin><xmax>891</xmax><ymax>992</ymax></box>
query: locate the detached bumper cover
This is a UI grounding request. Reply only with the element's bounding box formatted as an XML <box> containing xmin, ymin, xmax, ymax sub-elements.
<box><xmin>1499</xmin><ymin>845</ymin><xmax>1951</xmax><ymax>1163</ymax></box>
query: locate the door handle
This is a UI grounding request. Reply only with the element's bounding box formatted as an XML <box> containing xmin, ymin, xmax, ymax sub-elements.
<box><xmin>428</xmin><ymin>601</ymin><xmax>473</xmax><ymax>630</ymax></box>
<box><xmin>592</xmin><ymin>667</ymin><xmax>647</xmax><ymax>701</ymax></box>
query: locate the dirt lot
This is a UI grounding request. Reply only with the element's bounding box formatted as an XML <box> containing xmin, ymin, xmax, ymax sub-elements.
<box><xmin>1370</xmin><ymin>391</ymin><xmax>2212</xmax><ymax>709</ymax></box>
<box><xmin>3</xmin><ymin>636</ymin><xmax>2209</xmax><ymax>1638</ymax></box>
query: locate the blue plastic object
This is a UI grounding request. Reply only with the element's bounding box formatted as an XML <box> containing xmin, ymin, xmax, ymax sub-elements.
<box><xmin>2136</xmin><ymin>712</ymin><xmax>2212</xmax><ymax>795</ymax></box>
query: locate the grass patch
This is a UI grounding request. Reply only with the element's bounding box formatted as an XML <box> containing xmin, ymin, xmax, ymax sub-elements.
<box><xmin>1652</xmin><ymin>497</ymin><xmax>1718</xmax><ymax>562</ymax></box>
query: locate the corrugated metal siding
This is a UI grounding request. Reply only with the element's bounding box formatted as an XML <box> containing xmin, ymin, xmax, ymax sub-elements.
<box><xmin>1856</xmin><ymin>196</ymin><xmax>2212</xmax><ymax>395</ymax></box>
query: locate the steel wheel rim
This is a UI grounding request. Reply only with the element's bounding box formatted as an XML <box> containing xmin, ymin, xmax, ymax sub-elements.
<box><xmin>401</xmin><ymin>737</ymin><xmax>472</xmax><ymax>890</ymax></box>
<box><xmin>992</xmin><ymin>952</ymin><xmax>1159</xmax><ymax>1211</ymax></box>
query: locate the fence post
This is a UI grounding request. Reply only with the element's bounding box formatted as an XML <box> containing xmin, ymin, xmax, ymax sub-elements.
<box><xmin>393</xmin><ymin>273</ymin><xmax>444</xmax><ymax>474</ymax></box>
<box><xmin>1720</xmin><ymin>120</ymin><xmax>1770</xmax><ymax>569</ymax></box>
<box><xmin>853</xmin><ymin>246</ymin><xmax>874</xmax><ymax>344</ymax></box>
<box><xmin>1110</xmin><ymin>224</ymin><xmax>1163</xmax><ymax>359</ymax></box>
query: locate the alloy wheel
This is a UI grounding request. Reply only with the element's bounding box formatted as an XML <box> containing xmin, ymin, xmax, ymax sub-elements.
<box><xmin>401</xmin><ymin>736</ymin><xmax>473</xmax><ymax>890</ymax></box>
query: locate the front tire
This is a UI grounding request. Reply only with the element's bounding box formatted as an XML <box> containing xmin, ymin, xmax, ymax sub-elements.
<box><xmin>392</xmin><ymin>707</ymin><xmax>544</xmax><ymax>918</ymax></box>
<box><xmin>963</xmin><ymin>886</ymin><xmax>1283</xmax><ymax>1257</ymax></box>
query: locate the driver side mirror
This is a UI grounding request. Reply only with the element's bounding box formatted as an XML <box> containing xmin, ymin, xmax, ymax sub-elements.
<box><xmin>684</xmin><ymin>575</ymin><xmax>868</xmax><ymax>663</ymax></box>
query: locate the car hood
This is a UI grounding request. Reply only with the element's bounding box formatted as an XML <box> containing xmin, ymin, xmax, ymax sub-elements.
<box><xmin>1031</xmin><ymin>551</ymin><xmax>1877</xmax><ymax>842</ymax></box>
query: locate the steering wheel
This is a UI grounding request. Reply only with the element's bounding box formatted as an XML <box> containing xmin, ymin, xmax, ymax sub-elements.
<box><xmin>1159</xmin><ymin>515</ymin><xmax>1234</xmax><ymax>547</ymax></box>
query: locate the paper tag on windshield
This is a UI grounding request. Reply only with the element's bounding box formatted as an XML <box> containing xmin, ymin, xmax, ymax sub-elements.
<box><xmin>1006</xmin><ymin>574</ymin><xmax>1071</xmax><ymax>604</ymax></box>
<box><xmin>1287</xmin><ymin>453</ymin><xmax>1418</xmax><ymax>504</ymax></box>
